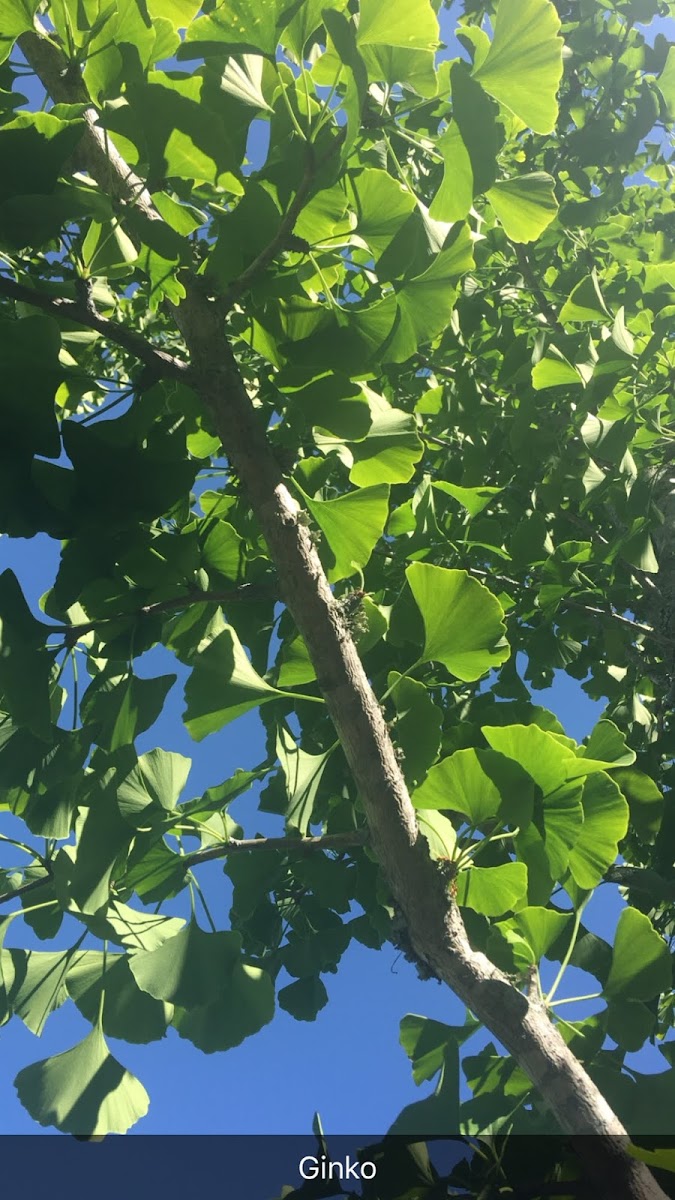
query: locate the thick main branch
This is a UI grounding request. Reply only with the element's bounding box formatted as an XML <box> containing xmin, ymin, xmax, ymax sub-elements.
<box><xmin>18</xmin><ymin>23</ymin><xmax>666</xmax><ymax>1199</ymax></box>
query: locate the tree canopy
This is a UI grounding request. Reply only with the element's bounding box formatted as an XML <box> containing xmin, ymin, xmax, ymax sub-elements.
<box><xmin>1</xmin><ymin>0</ymin><xmax>675</xmax><ymax>1193</ymax></box>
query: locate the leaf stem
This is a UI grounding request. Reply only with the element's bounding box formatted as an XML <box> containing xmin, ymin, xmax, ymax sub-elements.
<box><xmin>311</xmin><ymin>63</ymin><xmax>343</xmax><ymax>141</ymax></box>
<box><xmin>546</xmin><ymin>894</ymin><xmax>591</xmax><ymax>1006</ymax></box>
<box><xmin>275</xmin><ymin>65</ymin><xmax>308</xmax><ymax>141</ymax></box>
<box><xmin>549</xmin><ymin>993</ymin><xmax>603</xmax><ymax>1008</ymax></box>
<box><xmin>97</xmin><ymin>941</ymin><xmax>108</xmax><ymax>1029</ymax></box>
<box><xmin>189</xmin><ymin>873</ymin><xmax>218</xmax><ymax>933</ymax></box>
<box><xmin>378</xmin><ymin>659</ymin><xmax>423</xmax><ymax>705</ymax></box>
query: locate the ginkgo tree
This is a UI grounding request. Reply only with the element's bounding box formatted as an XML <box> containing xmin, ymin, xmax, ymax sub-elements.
<box><xmin>1</xmin><ymin>0</ymin><xmax>675</xmax><ymax>1195</ymax></box>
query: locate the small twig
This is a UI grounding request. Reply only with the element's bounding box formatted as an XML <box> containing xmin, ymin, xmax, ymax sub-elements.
<box><xmin>417</xmin><ymin>355</ymin><xmax>456</xmax><ymax>378</ymax></box>
<box><xmin>425</xmin><ymin>434</ymin><xmax>457</xmax><ymax>449</ymax></box>
<box><xmin>0</xmin><ymin>873</ymin><xmax>52</xmax><ymax>907</ymax></box>
<box><xmin>564</xmin><ymin>599</ymin><xmax>669</xmax><ymax>644</ymax></box>
<box><xmin>185</xmin><ymin>830</ymin><xmax>368</xmax><ymax>869</ymax></box>
<box><xmin>0</xmin><ymin>273</ymin><xmax>187</xmax><ymax>381</ymax></box>
<box><xmin>604</xmin><ymin>865</ymin><xmax>675</xmax><ymax>901</ymax></box>
<box><xmin>513</xmin><ymin>244</ymin><xmax>567</xmax><ymax>336</ymax></box>
<box><xmin>46</xmin><ymin>585</ymin><xmax>270</xmax><ymax>646</ymax></box>
<box><xmin>219</xmin><ymin>133</ymin><xmax>345</xmax><ymax>314</ymax></box>
<box><xmin>220</xmin><ymin>159</ymin><xmax>317</xmax><ymax>314</ymax></box>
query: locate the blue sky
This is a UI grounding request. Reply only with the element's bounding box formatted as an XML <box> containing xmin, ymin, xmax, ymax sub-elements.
<box><xmin>1</xmin><ymin>0</ymin><xmax>674</xmax><ymax>1143</ymax></box>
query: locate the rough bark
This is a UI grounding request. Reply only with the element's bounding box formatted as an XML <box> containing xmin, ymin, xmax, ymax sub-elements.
<box><xmin>15</xmin><ymin>24</ymin><xmax>669</xmax><ymax>1200</ymax></box>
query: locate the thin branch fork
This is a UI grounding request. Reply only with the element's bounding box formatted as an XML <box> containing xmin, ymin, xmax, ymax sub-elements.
<box><xmin>15</xmin><ymin>23</ymin><xmax>669</xmax><ymax>1199</ymax></box>
<box><xmin>0</xmin><ymin>273</ymin><xmax>188</xmax><ymax>381</ymax></box>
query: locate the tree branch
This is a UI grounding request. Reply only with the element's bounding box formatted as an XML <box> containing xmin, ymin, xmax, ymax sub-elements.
<box><xmin>220</xmin><ymin>158</ymin><xmax>316</xmax><ymax>313</ymax></box>
<box><xmin>0</xmin><ymin>272</ymin><xmax>188</xmax><ymax>381</ymax></box>
<box><xmin>185</xmin><ymin>831</ymin><xmax>368</xmax><ymax>869</ymax></box>
<box><xmin>46</xmin><ymin>585</ymin><xmax>269</xmax><ymax>646</ymax></box>
<box><xmin>19</xmin><ymin>24</ymin><xmax>668</xmax><ymax>1198</ymax></box>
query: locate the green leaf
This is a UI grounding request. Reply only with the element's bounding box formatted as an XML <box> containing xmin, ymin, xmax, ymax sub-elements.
<box><xmin>392</xmin><ymin>1017</ymin><xmax>477</xmax><ymax>1135</ymax></box>
<box><xmin>282</xmin><ymin>371</ymin><xmax>372</xmax><ymax>441</ymax></box>
<box><xmin>620</xmin><ymin>525</ymin><xmax>659</xmax><ymax>574</ymax></box>
<box><xmin>531</xmin><ymin>344</ymin><xmax>588</xmax><ymax>390</ymax></box>
<box><xmin>487</xmin><ymin>173</ymin><xmax>558</xmax><ymax>243</ymax></box>
<box><xmin>604</xmin><ymin>908</ymin><xmax>671</xmax><ymax>1002</ymax></box>
<box><xmin>387</xmin><ymin>672</ymin><xmax>442</xmax><ymax>787</ymax></box>
<box><xmin>456</xmin><ymin>862</ymin><xmax>528</xmax><ymax>916</ymax></box>
<box><xmin>656</xmin><ymin>45</ymin><xmax>675</xmax><ymax>120</ymax></box>
<box><xmin>97</xmin><ymin>903</ymin><xmax>185</xmax><ymax>952</ymax></box>
<box><xmin>0</xmin><ymin>0</ymin><xmax>40</xmax><ymax>61</ymax></box>
<box><xmin>278</xmin><ymin>975</ymin><xmax>328</xmax><ymax>1021</ymax></box>
<box><xmin>399</xmin><ymin>1014</ymin><xmax>478</xmax><ymax>1085</ymax></box>
<box><xmin>82</xmin><ymin>219</ymin><xmax>138</xmax><ymax>277</ymax></box>
<box><xmin>121</xmin><ymin>839</ymin><xmax>188</xmax><ymax>904</ymax></box>
<box><xmin>275</xmin><ymin>632</ymin><xmax>316</xmax><ymax>688</ymax></box>
<box><xmin>130</xmin><ymin>923</ymin><xmax>244</xmax><ymax>1007</ymax></box>
<box><xmin>0</xmin><ymin>569</ymin><xmax>53</xmax><ymax>741</ymax></box>
<box><xmin>301</xmin><ymin>482</ymin><xmax>390</xmax><ymax>583</ymax></box>
<box><xmin>281</xmin><ymin>0</ymin><xmax>336</xmax><ymax>62</ymax></box>
<box><xmin>218</xmin><ymin>55</ymin><xmax>274</xmax><ymax>111</ymax></box>
<box><xmin>606</xmin><ymin>998</ymin><xmax>655</xmax><ymax>1054</ymax></box>
<box><xmin>568</xmin><ymin>772</ymin><xmax>629</xmax><ymax>891</ymax></box>
<box><xmin>559</xmin><ymin>271</ymin><xmax>611</xmax><ymax>323</ymax></box>
<box><xmin>184</xmin><ymin>0</ymin><xmax>302</xmax><ymax>56</ymax></box>
<box><xmin>81</xmin><ymin>671</ymin><xmax>176</xmax><ymax>753</ymax></box>
<box><xmin>145</xmin><ymin>0</ymin><xmax>202</xmax><ymax>28</ymax></box>
<box><xmin>412</xmin><ymin>747</ymin><xmax>531</xmax><ymax>826</ymax></box>
<box><xmin>514</xmin><ymin>783</ymin><xmax>584</xmax><ymax>894</ymax></box>
<box><xmin>183</xmin><ymin>624</ymin><xmax>288</xmax><ymax>739</ymax></box>
<box><xmin>60</xmin><ymin>770</ymin><xmax>137</xmax><ymax>914</ymax></box>
<box><xmin>117</xmin><ymin>747</ymin><xmax>191</xmax><ymax>827</ymax></box>
<box><xmin>0</xmin><ymin>916</ymin><xmax>13</xmax><ymax>1025</ymax></box>
<box><xmin>356</xmin><ymin>0</ymin><xmax>439</xmax><ymax>97</ymax></box>
<box><xmin>111</xmin><ymin>72</ymin><xmax>243</xmax><ymax>187</ymax></box>
<box><xmin>0</xmin><ymin>315</ymin><xmax>62</xmax><ymax>462</ymax></box>
<box><xmin>276</xmin><ymin>725</ymin><xmax>332</xmax><ymax>835</ymax></box>
<box><xmin>430</xmin><ymin>64</ymin><xmax>498</xmax><ymax>222</ymax></box>
<box><xmin>348</xmin><ymin>392</ymin><xmax>424</xmax><ymax>487</ymax></box>
<box><xmin>473</xmin><ymin>0</ymin><xmax>563</xmax><ymax>134</ymax></box>
<box><xmin>491</xmin><ymin>907</ymin><xmax>572</xmax><ymax>970</ymax></box>
<box><xmin>0</xmin><ymin>111</ymin><xmax>84</xmax><ymax>202</ymax></box>
<box><xmin>406</xmin><ymin>563</ymin><xmax>510</xmax><ymax>680</ymax></box>
<box><xmin>67</xmin><ymin>952</ymin><xmax>172</xmax><ymax>1043</ymax></box>
<box><xmin>14</xmin><ymin>1027</ymin><xmax>149</xmax><ymax>1135</ymax></box>
<box><xmin>417</xmin><ymin>810</ymin><xmax>457</xmax><ymax>861</ymax></box>
<box><xmin>6</xmin><ymin>948</ymin><xmax>74</xmax><ymax>1035</ymax></box>
<box><xmin>200</xmin><ymin>521</ymin><xmax>244</xmax><ymax>581</ymax></box>
<box><xmin>320</xmin><ymin>10</ymin><xmax>368</xmax><ymax>157</ymax></box>
<box><xmin>389</xmin><ymin>225</ymin><xmax>475</xmax><ymax>359</ymax></box>
<box><xmin>482</xmin><ymin>723</ymin><xmax>574</xmax><ymax>795</ymax></box>
<box><xmin>612</xmin><ymin>768</ymin><xmax>663</xmax><ymax>841</ymax></box>
<box><xmin>582</xmin><ymin>720</ymin><xmax>636</xmax><ymax>769</ymax></box>
<box><xmin>389</xmin><ymin>1066</ymin><xmax>460</xmax><ymax>1135</ymax></box>
<box><xmin>348</xmin><ymin>168</ymin><xmax>416</xmax><ymax>259</ymax></box>
<box><xmin>171</xmin><ymin>958</ymin><xmax>275</xmax><ymax>1051</ymax></box>
<box><xmin>432</xmin><ymin>481</ymin><xmax>502</xmax><ymax>518</ymax></box>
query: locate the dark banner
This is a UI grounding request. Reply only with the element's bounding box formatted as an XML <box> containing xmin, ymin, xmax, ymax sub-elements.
<box><xmin>2</xmin><ymin>1136</ymin><xmax>675</xmax><ymax>1199</ymax></box>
